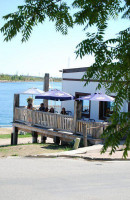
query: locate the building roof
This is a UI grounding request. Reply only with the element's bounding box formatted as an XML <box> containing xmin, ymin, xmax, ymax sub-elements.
<box><xmin>60</xmin><ymin>67</ymin><xmax>89</xmax><ymax>73</ymax></box>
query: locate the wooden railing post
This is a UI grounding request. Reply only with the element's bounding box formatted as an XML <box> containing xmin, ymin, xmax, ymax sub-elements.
<box><xmin>73</xmin><ymin>101</ymin><xmax>78</xmax><ymax>133</ymax></box>
<box><xmin>54</xmin><ymin>114</ymin><xmax>58</xmax><ymax>130</ymax></box>
<box><xmin>82</xmin><ymin>123</ymin><xmax>87</xmax><ymax>147</ymax></box>
<box><xmin>44</xmin><ymin>73</ymin><xmax>49</xmax><ymax>107</ymax></box>
<box><xmin>32</xmin><ymin>110</ymin><xmax>35</xmax><ymax>126</ymax></box>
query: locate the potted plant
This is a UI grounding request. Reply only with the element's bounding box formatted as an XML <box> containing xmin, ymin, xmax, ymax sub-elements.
<box><xmin>27</xmin><ymin>97</ymin><xmax>33</xmax><ymax>107</ymax></box>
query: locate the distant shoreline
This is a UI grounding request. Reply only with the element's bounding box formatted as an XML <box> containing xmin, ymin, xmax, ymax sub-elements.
<box><xmin>0</xmin><ymin>80</ymin><xmax>41</xmax><ymax>83</ymax></box>
<box><xmin>0</xmin><ymin>80</ymin><xmax>61</xmax><ymax>83</ymax></box>
<box><xmin>0</xmin><ymin>74</ymin><xmax>61</xmax><ymax>82</ymax></box>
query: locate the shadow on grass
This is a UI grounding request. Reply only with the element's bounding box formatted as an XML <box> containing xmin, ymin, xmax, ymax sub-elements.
<box><xmin>41</xmin><ymin>144</ymin><xmax>72</xmax><ymax>151</ymax></box>
<box><xmin>0</xmin><ymin>143</ymin><xmax>72</xmax><ymax>151</ymax></box>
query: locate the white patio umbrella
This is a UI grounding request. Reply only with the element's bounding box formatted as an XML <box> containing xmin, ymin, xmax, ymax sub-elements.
<box><xmin>90</xmin><ymin>93</ymin><xmax>114</xmax><ymax>102</ymax></box>
<box><xmin>21</xmin><ymin>88</ymin><xmax>44</xmax><ymax>95</ymax></box>
<box><xmin>89</xmin><ymin>93</ymin><xmax>115</xmax><ymax>119</ymax></box>
<box><xmin>20</xmin><ymin>88</ymin><xmax>45</xmax><ymax>108</ymax></box>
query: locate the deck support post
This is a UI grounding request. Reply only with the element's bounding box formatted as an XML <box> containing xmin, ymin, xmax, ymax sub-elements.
<box><xmin>32</xmin><ymin>131</ymin><xmax>38</xmax><ymax>143</ymax></box>
<box><xmin>13</xmin><ymin>127</ymin><xmax>18</xmax><ymax>145</ymax></box>
<box><xmin>53</xmin><ymin>136</ymin><xmax>60</xmax><ymax>145</ymax></box>
<box><xmin>11</xmin><ymin>133</ymin><xmax>13</xmax><ymax>145</ymax></box>
<box><xmin>73</xmin><ymin>138</ymin><xmax>80</xmax><ymax>149</ymax></box>
<box><xmin>82</xmin><ymin>123</ymin><xmax>87</xmax><ymax>147</ymax></box>
<box><xmin>61</xmin><ymin>141</ymin><xmax>68</xmax><ymax>146</ymax></box>
<box><xmin>41</xmin><ymin>136</ymin><xmax>47</xmax><ymax>143</ymax></box>
<box><xmin>44</xmin><ymin>73</ymin><xmax>49</xmax><ymax>108</ymax></box>
<box><xmin>12</xmin><ymin>94</ymin><xmax>19</xmax><ymax>145</ymax></box>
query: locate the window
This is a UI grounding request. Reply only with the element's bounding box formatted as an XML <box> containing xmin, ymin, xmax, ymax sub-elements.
<box><xmin>82</xmin><ymin>99</ymin><xmax>90</xmax><ymax>118</ymax></box>
<box><xmin>99</xmin><ymin>101</ymin><xmax>114</xmax><ymax>120</ymax></box>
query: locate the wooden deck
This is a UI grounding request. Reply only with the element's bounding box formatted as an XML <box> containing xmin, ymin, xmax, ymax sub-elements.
<box><xmin>12</xmin><ymin>105</ymin><xmax>109</xmax><ymax>146</ymax></box>
<box><xmin>13</xmin><ymin>122</ymin><xmax>80</xmax><ymax>141</ymax></box>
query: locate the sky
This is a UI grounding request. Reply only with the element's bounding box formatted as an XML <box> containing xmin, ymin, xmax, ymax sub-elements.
<box><xmin>0</xmin><ymin>0</ymin><xmax>129</xmax><ymax>77</ymax></box>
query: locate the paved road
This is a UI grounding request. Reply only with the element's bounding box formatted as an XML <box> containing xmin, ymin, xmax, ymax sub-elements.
<box><xmin>0</xmin><ymin>158</ymin><xmax>130</xmax><ymax>200</ymax></box>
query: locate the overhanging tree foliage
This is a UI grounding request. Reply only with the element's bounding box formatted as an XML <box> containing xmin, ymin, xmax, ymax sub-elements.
<box><xmin>1</xmin><ymin>0</ymin><xmax>73</xmax><ymax>42</ymax></box>
<box><xmin>1</xmin><ymin>0</ymin><xmax>130</xmax><ymax>157</ymax></box>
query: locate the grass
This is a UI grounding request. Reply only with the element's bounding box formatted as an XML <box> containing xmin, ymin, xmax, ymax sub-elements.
<box><xmin>0</xmin><ymin>133</ymin><xmax>32</xmax><ymax>139</ymax></box>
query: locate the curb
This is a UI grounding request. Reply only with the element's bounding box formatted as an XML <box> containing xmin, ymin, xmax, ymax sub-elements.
<box><xmin>26</xmin><ymin>153</ymin><xmax>130</xmax><ymax>161</ymax></box>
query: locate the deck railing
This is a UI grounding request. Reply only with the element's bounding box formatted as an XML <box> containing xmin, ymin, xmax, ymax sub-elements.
<box><xmin>33</xmin><ymin>111</ymin><xmax>73</xmax><ymax>131</ymax></box>
<box><xmin>56</xmin><ymin>114</ymin><xmax>73</xmax><ymax>131</ymax></box>
<box><xmin>15</xmin><ymin>107</ymin><xmax>74</xmax><ymax>132</ymax></box>
<box><xmin>15</xmin><ymin>107</ymin><xmax>33</xmax><ymax>124</ymax></box>
<box><xmin>76</xmin><ymin>120</ymin><xmax>106</xmax><ymax>138</ymax></box>
<box><xmin>14</xmin><ymin>107</ymin><xmax>109</xmax><ymax>138</ymax></box>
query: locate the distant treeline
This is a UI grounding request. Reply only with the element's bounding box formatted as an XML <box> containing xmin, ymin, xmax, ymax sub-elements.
<box><xmin>0</xmin><ymin>74</ymin><xmax>61</xmax><ymax>82</ymax></box>
<box><xmin>50</xmin><ymin>77</ymin><xmax>62</xmax><ymax>82</ymax></box>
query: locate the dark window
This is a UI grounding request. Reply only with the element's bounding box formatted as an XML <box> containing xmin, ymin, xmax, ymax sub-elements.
<box><xmin>128</xmin><ymin>102</ymin><xmax>130</xmax><ymax>112</ymax></box>
<box><xmin>99</xmin><ymin>101</ymin><xmax>114</xmax><ymax>120</ymax></box>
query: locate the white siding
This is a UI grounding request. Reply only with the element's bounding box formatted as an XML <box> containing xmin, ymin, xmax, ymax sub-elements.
<box><xmin>62</xmin><ymin>70</ymin><xmax>128</xmax><ymax>121</ymax></box>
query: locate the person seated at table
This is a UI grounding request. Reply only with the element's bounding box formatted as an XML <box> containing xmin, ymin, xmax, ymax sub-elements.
<box><xmin>39</xmin><ymin>103</ymin><xmax>45</xmax><ymax>112</ymax></box>
<box><xmin>61</xmin><ymin>107</ymin><xmax>66</xmax><ymax>115</ymax></box>
<box><xmin>45</xmin><ymin>107</ymin><xmax>48</xmax><ymax>112</ymax></box>
<box><xmin>49</xmin><ymin>107</ymin><xmax>54</xmax><ymax>113</ymax></box>
<box><xmin>27</xmin><ymin>103</ymin><xmax>33</xmax><ymax>110</ymax></box>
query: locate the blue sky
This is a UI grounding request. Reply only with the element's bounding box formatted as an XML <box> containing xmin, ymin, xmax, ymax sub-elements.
<box><xmin>0</xmin><ymin>0</ymin><xmax>129</xmax><ymax>77</ymax></box>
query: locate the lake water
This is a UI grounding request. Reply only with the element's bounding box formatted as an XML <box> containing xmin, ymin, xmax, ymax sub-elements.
<box><xmin>0</xmin><ymin>82</ymin><xmax>61</xmax><ymax>127</ymax></box>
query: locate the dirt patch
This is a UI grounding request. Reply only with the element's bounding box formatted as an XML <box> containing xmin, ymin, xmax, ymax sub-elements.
<box><xmin>0</xmin><ymin>143</ymin><xmax>71</xmax><ymax>157</ymax></box>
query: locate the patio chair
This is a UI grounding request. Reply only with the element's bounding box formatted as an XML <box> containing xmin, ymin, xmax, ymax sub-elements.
<box><xmin>88</xmin><ymin>118</ymin><xmax>95</xmax><ymax>122</ymax></box>
<box><xmin>66</xmin><ymin>111</ymin><xmax>72</xmax><ymax>116</ymax></box>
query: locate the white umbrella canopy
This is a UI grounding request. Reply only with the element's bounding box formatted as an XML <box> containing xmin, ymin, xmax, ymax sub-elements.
<box><xmin>90</xmin><ymin>93</ymin><xmax>114</xmax><ymax>102</ymax></box>
<box><xmin>21</xmin><ymin>88</ymin><xmax>44</xmax><ymax>95</ymax></box>
<box><xmin>77</xmin><ymin>93</ymin><xmax>114</xmax><ymax>102</ymax></box>
<box><xmin>76</xmin><ymin>94</ymin><xmax>94</xmax><ymax>101</ymax></box>
<box><xmin>20</xmin><ymin>88</ymin><xmax>45</xmax><ymax>108</ymax></box>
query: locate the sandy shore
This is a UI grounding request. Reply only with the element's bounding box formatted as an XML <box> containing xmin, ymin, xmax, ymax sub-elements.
<box><xmin>0</xmin><ymin>127</ymin><xmax>13</xmax><ymax>135</ymax></box>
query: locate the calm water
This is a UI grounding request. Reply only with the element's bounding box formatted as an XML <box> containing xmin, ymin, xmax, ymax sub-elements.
<box><xmin>0</xmin><ymin>82</ymin><xmax>61</xmax><ymax>127</ymax></box>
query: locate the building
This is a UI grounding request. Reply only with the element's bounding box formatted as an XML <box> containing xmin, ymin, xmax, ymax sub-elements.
<box><xmin>61</xmin><ymin>67</ymin><xmax>129</xmax><ymax>122</ymax></box>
